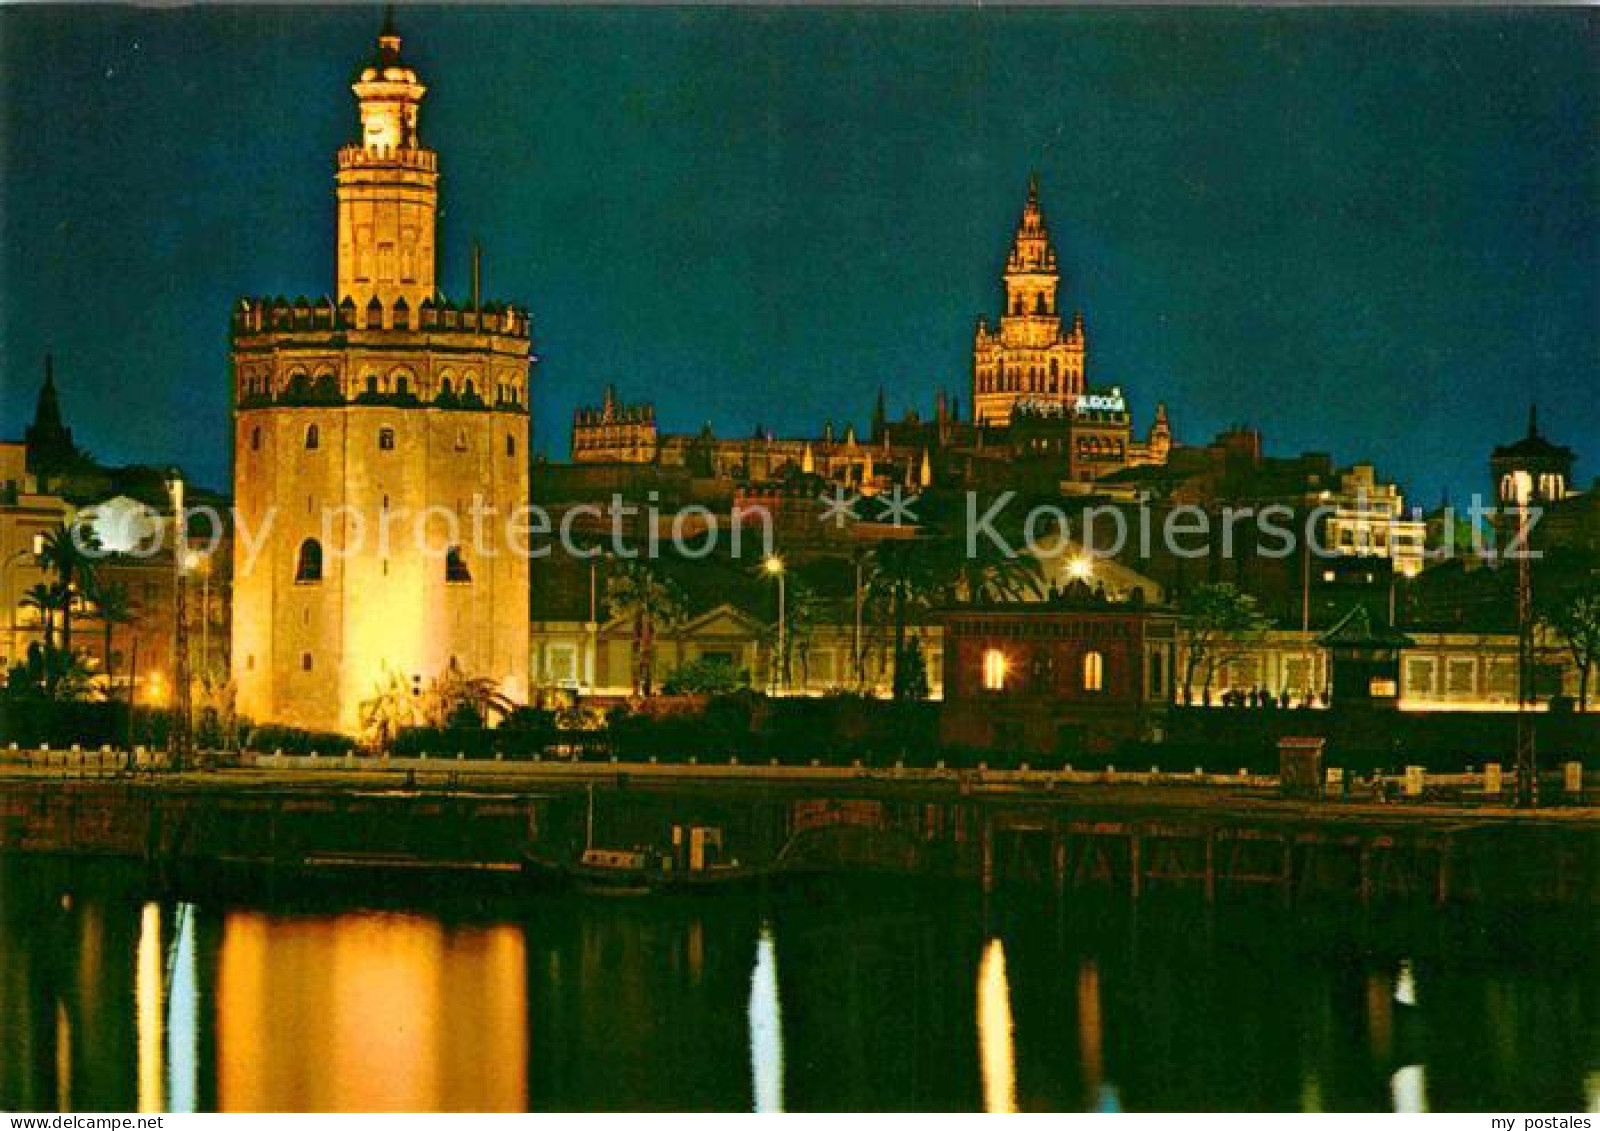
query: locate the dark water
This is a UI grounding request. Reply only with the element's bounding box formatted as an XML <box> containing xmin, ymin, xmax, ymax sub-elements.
<box><xmin>1</xmin><ymin>857</ymin><xmax>1595</xmax><ymax>1113</ymax></box>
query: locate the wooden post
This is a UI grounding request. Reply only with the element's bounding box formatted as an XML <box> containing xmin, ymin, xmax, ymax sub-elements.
<box><xmin>1052</xmin><ymin>827</ymin><xmax>1066</xmax><ymax>896</ymax></box>
<box><xmin>981</xmin><ymin>814</ymin><xmax>994</xmax><ymax>895</ymax></box>
<box><xmin>1359</xmin><ymin>840</ymin><xmax>1373</xmax><ymax>907</ymax></box>
<box><xmin>1129</xmin><ymin>832</ymin><xmax>1142</xmax><ymax>900</ymax></box>
<box><xmin>1204</xmin><ymin>831</ymin><xmax>1216</xmax><ymax>903</ymax></box>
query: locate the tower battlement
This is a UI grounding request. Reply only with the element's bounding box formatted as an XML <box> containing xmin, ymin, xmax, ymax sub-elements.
<box><xmin>336</xmin><ymin>144</ymin><xmax>438</xmax><ymax>173</ymax></box>
<box><xmin>232</xmin><ymin>295</ymin><xmax>531</xmax><ymax>340</ymax></box>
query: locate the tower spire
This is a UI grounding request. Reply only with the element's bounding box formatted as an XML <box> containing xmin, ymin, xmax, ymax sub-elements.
<box><xmin>1528</xmin><ymin>401</ymin><xmax>1540</xmax><ymax>439</ymax></box>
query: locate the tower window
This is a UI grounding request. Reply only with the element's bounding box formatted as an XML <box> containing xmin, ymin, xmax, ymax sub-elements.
<box><xmin>445</xmin><ymin>546</ymin><xmax>472</xmax><ymax>584</ymax></box>
<box><xmin>305</xmin><ymin>423</ymin><xmax>320</xmax><ymax>450</ymax></box>
<box><xmin>295</xmin><ymin>539</ymin><xmax>323</xmax><ymax>584</ymax></box>
<box><xmin>454</xmin><ymin>428</ymin><xmax>468</xmax><ymax>452</ymax></box>
<box><xmin>506</xmin><ymin>434</ymin><xmax>516</xmax><ymax>457</ymax></box>
<box><xmin>250</xmin><ymin>426</ymin><xmax>261</xmax><ymax>452</ymax></box>
<box><xmin>378</xmin><ymin>426</ymin><xmax>396</xmax><ymax>451</ymax></box>
<box><xmin>302</xmin><ymin>652</ymin><xmax>313</xmax><ymax>672</ymax></box>
<box><xmin>1083</xmin><ymin>650</ymin><xmax>1104</xmax><ymax>692</ymax></box>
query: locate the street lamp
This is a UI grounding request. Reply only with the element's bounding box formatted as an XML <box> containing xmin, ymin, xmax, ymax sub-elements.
<box><xmin>165</xmin><ymin>471</ymin><xmax>192</xmax><ymax>772</ymax></box>
<box><xmin>764</xmin><ymin>555</ymin><xmax>786</xmax><ymax>694</ymax></box>
<box><xmin>1066</xmin><ymin>555</ymin><xmax>1093</xmax><ymax>583</ymax></box>
<box><xmin>3</xmin><ymin>534</ymin><xmax>47</xmax><ymax>664</ymax></box>
<box><xmin>1510</xmin><ymin>471</ymin><xmax>1537</xmax><ymax>808</ymax></box>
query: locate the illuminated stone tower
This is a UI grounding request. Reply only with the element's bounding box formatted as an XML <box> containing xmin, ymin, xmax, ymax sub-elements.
<box><xmin>231</xmin><ymin>17</ymin><xmax>533</xmax><ymax>735</ymax></box>
<box><xmin>971</xmin><ymin>176</ymin><xmax>1087</xmax><ymax>426</ymax></box>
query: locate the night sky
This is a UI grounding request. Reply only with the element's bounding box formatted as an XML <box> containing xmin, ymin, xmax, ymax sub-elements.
<box><xmin>2</xmin><ymin>5</ymin><xmax>1596</xmax><ymax>505</ymax></box>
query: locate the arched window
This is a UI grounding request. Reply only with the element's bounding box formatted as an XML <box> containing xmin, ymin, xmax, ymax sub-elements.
<box><xmin>295</xmin><ymin>538</ymin><xmax>323</xmax><ymax>583</ymax></box>
<box><xmin>378</xmin><ymin>426</ymin><xmax>396</xmax><ymax>451</ymax></box>
<box><xmin>1083</xmin><ymin>650</ymin><xmax>1104</xmax><ymax>692</ymax></box>
<box><xmin>454</xmin><ymin>428</ymin><xmax>468</xmax><ymax>452</ymax></box>
<box><xmin>365</xmin><ymin>375</ymin><xmax>379</xmax><ymax>396</ymax></box>
<box><xmin>982</xmin><ymin>648</ymin><xmax>1008</xmax><ymax>692</ymax></box>
<box><xmin>445</xmin><ymin>546</ymin><xmax>472</xmax><ymax>583</ymax></box>
<box><xmin>305</xmin><ymin>423</ymin><xmax>320</xmax><ymax>450</ymax></box>
<box><xmin>395</xmin><ymin>374</ymin><xmax>409</xmax><ymax>397</ymax></box>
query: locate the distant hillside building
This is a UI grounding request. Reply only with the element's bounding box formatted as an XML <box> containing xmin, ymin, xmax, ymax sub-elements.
<box><xmin>568</xmin><ymin>176</ymin><xmax>1171</xmax><ymax>490</ymax></box>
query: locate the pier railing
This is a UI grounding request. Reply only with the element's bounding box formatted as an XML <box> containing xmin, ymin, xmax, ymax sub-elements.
<box><xmin>2</xmin><ymin>743</ymin><xmax>1593</xmax><ymax>804</ymax></box>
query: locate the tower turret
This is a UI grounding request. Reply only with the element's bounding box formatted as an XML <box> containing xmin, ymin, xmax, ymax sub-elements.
<box><xmin>336</xmin><ymin>11</ymin><xmax>438</xmax><ymax>311</ymax></box>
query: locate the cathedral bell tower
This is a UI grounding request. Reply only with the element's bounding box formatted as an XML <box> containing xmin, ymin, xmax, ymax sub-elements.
<box><xmin>972</xmin><ymin>175</ymin><xmax>1086</xmax><ymax>426</ymax></box>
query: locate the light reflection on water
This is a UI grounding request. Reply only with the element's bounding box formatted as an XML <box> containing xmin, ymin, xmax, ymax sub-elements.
<box><xmin>748</xmin><ymin>924</ymin><xmax>784</xmax><ymax>1113</ymax></box>
<box><xmin>976</xmin><ymin>938</ymin><xmax>1015</xmax><ymax>1113</ymax></box>
<box><xmin>1</xmin><ymin>862</ymin><xmax>1594</xmax><ymax>1113</ymax></box>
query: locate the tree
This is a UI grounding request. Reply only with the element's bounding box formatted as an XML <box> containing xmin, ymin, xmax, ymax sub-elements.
<box><xmin>606</xmin><ymin>561</ymin><xmax>688</xmax><ymax>697</ymax></box>
<box><xmin>37</xmin><ymin>524</ymin><xmax>100</xmax><ymax>658</ymax></box>
<box><xmin>1177</xmin><ymin>582</ymin><xmax>1272</xmax><ymax>705</ymax></box>
<box><xmin>1540</xmin><ymin>574</ymin><xmax>1600</xmax><ymax>711</ymax></box>
<box><xmin>90</xmin><ymin>580</ymin><xmax>134</xmax><ymax>698</ymax></box>
<box><xmin>20</xmin><ymin>583</ymin><xmax>58</xmax><ymax>654</ymax></box>
<box><xmin>867</xmin><ymin>539</ymin><xmax>942</xmax><ymax>701</ymax></box>
<box><xmin>424</xmin><ymin>657</ymin><xmax>515</xmax><ymax>727</ymax></box>
<box><xmin>939</xmin><ymin>499</ymin><xmax>1046</xmax><ymax>605</ymax></box>
<box><xmin>360</xmin><ymin>667</ymin><xmax>421</xmax><ymax>749</ymax></box>
<box><xmin>662</xmin><ymin>656</ymin><xmax>749</xmax><ymax>696</ymax></box>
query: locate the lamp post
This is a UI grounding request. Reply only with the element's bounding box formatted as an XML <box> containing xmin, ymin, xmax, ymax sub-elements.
<box><xmin>3</xmin><ymin>533</ymin><xmax>46</xmax><ymax>663</ymax></box>
<box><xmin>1511</xmin><ymin>471</ymin><xmax>1537</xmax><ymax>808</ymax></box>
<box><xmin>764</xmin><ymin>555</ymin><xmax>786</xmax><ymax>694</ymax></box>
<box><xmin>166</xmin><ymin>471</ymin><xmax>192</xmax><ymax>773</ymax></box>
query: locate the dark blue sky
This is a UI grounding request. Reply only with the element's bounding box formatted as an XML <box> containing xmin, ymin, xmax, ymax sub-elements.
<box><xmin>3</xmin><ymin>5</ymin><xmax>1596</xmax><ymax>504</ymax></box>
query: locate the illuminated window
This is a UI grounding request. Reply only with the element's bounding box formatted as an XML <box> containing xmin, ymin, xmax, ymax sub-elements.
<box><xmin>294</xmin><ymin>538</ymin><xmax>323</xmax><ymax>583</ymax></box>
<box><xmin>305</xmin><ymin>423</ymin><xmax>320</xmax><ymax>450</ymax></box>
<box><xmin>982</xmin><ymin>648</ymin><xmax>1008</xmax><ymax>692</ymax></box>
<box><xmin>378</xmin><ymin>426</ymin><xmax>395</xmax><ymax>451</ymax></box>
<box><xmin>1083</xmin><ymin>650</ymin><xmax>1104</xmax><ymax>692</ymax></box>
<box><xmin>445</xmin><ymin>546</ymin><xmax>472</xmax><ymax>584</ymax></box>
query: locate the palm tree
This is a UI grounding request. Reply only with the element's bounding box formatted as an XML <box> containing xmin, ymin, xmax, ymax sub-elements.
<box><xmin>867</xmin><ymin>539</ymin><xmax>942</xmax><ymax>700</ymax></box>
<box><xmin>37</xmin><ymin>524</ymin><xmax>100</xmax><ymax>658</ymax></box>
<box><xmin>20</xmin><ymin>582</ymin><xmax>59</xmax><ymax>654</ymax></box>
<box><xmin>91</xmin><ymin>580</ymin><xmax>134</xmax><ymax>697</ymax></box>
<box><xmin>425</xmin><ymin>657</ymin><xmax>516</xmax><ymax>726</ymax></box>
<box><xmin>360</xmin><ymin>667</ymin><xmax>421</xmax><ymax>749</ymax></box>
<box><xmin>606</xmin><ymin>561</ymin><xmax>688</xmax><ymax>697</ymax></box>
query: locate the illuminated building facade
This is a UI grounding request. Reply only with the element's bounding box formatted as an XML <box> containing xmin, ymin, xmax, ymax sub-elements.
<box><xmin>230</xmin><ymin>18</ymin><xmax>533</xmax><ymax>733</ymax></box>
<box><xmin>938</xmin><ymin>600</ymin><xmax>1178</xmax><ymax>756</ymax></box>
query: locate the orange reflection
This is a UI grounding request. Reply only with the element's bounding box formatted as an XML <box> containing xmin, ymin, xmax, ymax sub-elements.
<box><xmin>1077</xmin><ymin>959</ymin><xmax>1103</xmax><ymax>1100</ymax></box>
<box><xmin>977</xmin><ymin>938</ymin><xmax>1016</xmax><ymax>1113</ymax></box>
<box><xmin>217</xmin><ymin>911</ymin><xmax>526</xmax><ymax>1111</ymax></box>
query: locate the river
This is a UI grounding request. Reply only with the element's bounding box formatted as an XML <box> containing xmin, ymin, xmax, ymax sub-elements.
<box><xmin>1</xmin><ymin>857</ymin><xmax>1595</xmax><ymax>1112</ymax></box>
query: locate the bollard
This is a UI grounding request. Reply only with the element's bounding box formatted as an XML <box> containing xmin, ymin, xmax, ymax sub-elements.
<box><xmin>936</xmin><ymin>759</ymin><xmax>946</xmax><ymax>771</ymax></box>
<box><xmin>1404</xmin><ymin>765</ymin><xmax>1424</xmax><ymax>797</ymax></box>
<box><xmin>1565</xmin><ymin>761</ymin><xmax>1584</xmax><ymax>796</ymax></box>
<box><xmin>730</xmin><ymin>756</ymin><xmax>739</xmax><ymax>765</ymax></box>
<box><xmin>810</xmin><ymin>759</ymin><xmax>820</xmax><ymax>767</ymax></box>
<box><xmin>457</xmin><ymin>752</ymin><xmax>465</xmax><ymax>761</ymax></box>
<box><xmin>649</xmin><ymin>755</ymin><xmax>657</xmax><ymax>764</ymax></box>
<box><xmin>1020</xmin><ymin>762</ymin><xmax>1030</xmax><ymax>774</ymax></box>
<box><xmin>495</xmin><ymin>751</ymin><xmax>503</xmax><ymax>761</ymax></box>
<box><xmin>1484</xmin><ymin>763</ymin><xmax>1503</xmax><ymax>796</ymax></box>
